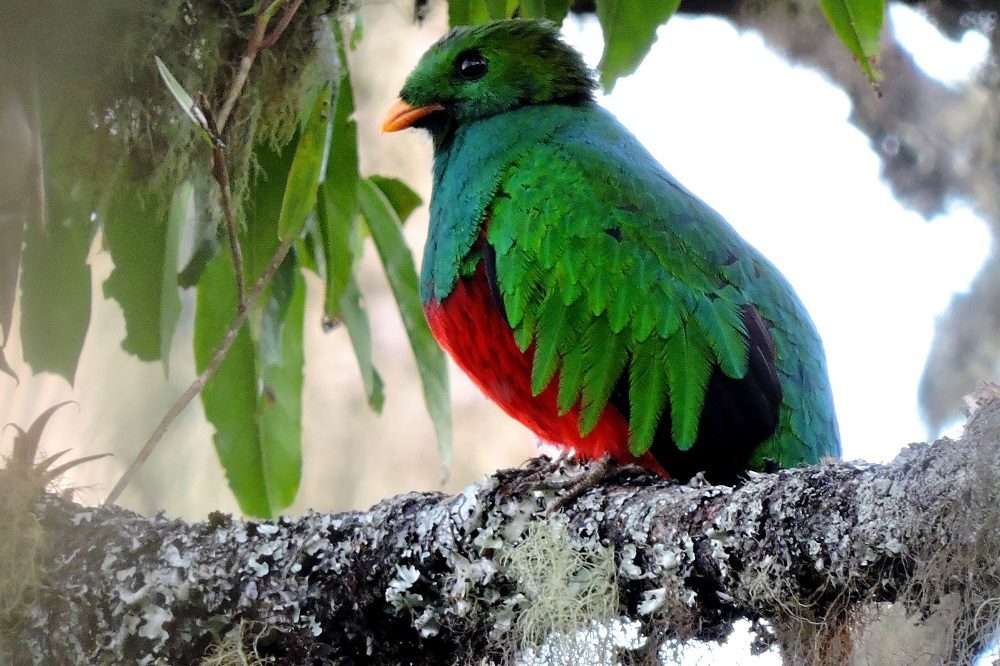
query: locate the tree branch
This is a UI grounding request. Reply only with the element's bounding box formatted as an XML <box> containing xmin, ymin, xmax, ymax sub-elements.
<box><xmin>13</xmin><ymin>397</ymin><xmax>1000</xmax><ymax>664</ymax></box>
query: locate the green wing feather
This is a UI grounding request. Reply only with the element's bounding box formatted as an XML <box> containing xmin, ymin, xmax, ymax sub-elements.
<box><xmin>488</xmin><ymin>132</ymin><xmax>752</xmax><ymax>451</ymax></box>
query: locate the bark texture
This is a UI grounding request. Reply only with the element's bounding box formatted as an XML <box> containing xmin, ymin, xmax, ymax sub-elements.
<box><xmin>4</xmin><ymin>397</ymin><xmax>1000</xmax><ymax>665</ymax></box>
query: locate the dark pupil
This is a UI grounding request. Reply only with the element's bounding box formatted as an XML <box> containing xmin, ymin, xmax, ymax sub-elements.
<box><xmin>458</xmin><ymin>51</ymin><xmax>488</xmax><ymax>80</ymax></box>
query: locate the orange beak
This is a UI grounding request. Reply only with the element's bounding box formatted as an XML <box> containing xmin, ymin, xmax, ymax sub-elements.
<box><xmin>382</xmin><ymin>98</ymin><xmax>445</xmax><ymax>132</ymax></box>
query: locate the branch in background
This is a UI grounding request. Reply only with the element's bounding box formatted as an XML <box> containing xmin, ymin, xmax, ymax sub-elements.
<box><xmin>26</xmin><ymin>395</ymin><xmax>1000</xmax><ymax>664</ymax></box>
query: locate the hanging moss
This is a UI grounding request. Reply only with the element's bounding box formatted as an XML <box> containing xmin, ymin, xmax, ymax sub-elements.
<box><xmin>4</xmin><ymin>0</ymin><xmax>347</xmax><ymax>228</ymax></box>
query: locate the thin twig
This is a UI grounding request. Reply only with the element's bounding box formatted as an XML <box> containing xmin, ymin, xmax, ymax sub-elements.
<box><xmin>260</xmin><ymin>0</ymin><xmax>304</xmax><ymax>50</ymax></box>
<box><xmin>201</xmin><ymin>94</ymin><xmax>246</xmax><ymax>312</ymax></box>
<box><xmin>215</xmin><ymin>0</ymin><xmax>304</xmax><ymax>132</ymax></box>
<box><xmin>215</xmin><ymin>5</ymin><xmax>270</xmax><ymax>132</ymax></box>
<box><xmin>213</xmin><ymin>147</ymin><xmax>246</xmax><ymax>311</ymax></box>
<box><xmin>103</xmin><ymin>236</ymin><xmax>295</xmax><ymax>507</ymax></box>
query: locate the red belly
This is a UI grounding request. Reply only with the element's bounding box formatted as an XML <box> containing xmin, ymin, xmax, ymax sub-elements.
<box><xmin>423</xmin><ymin>266</ymin><xmax>667</xmax><ymax>476</ymax></box>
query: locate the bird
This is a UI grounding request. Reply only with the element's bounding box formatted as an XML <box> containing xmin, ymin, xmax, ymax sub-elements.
<box><xmin>382</xmin><ymin>18</ymin><xmax>840</xmax><ymax>484</ymax></box>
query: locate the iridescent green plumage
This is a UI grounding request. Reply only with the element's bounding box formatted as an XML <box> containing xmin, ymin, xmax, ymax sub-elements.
<box><xmin>398</xmin><ymin>19</ymin><xmax>840</xmax><ymax>480</ymax></box>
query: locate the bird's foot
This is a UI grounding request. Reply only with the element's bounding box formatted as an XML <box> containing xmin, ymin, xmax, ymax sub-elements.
<box><xmin>544</xmin><ymin>456</ymin><xmax>622</xmax><ymax>515</ymax></box>
<box><xmin>507</xmin><ymin>454</ymin><xmax>644</xmax><ymax>514</ymax></box>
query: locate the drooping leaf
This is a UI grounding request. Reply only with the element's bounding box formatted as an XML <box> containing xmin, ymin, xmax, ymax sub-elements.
<box><xmin>595</xmin><ymin>0</ymin><xmax>680</xmax><ymax>91</ymax></box>
<box><xmin>177</xmin><ymin>181</ymin><xmax>218</xmax><ymax>288</ymax></box>
<box><xmin>819</xmin><ymin>0</ymin><xmax>884</xmax><ymax>84</ymax></box>
<box><xmin>20</xmin><ymin>219</ymin><xmax>92</xmax><ymax>382</ymax></box>
<box><xmin>160</xmin><ymin>183</ymin><xmax>189</xmax><ymax>364</ymax></box>
<box><xmin>195</xmin><ymin>251</ymin><xmax>270</xmax><ymax>517</ymax></box>
<box><xmin>277</xmin><ymin>84</ymin><xmax>332</xmax><ymax>242</ymax></box>
<box><xmin>359</xmin><ymin>177</ymin><xmax>451</xmax><ymax>466</ymax></box>
<box><xmin>340</xmin><ymin>277</ymin><xmax>385</xmax><ymax>412</ymax></box>
<box><xmin>316</xmin><ymin>182</ymin><xmax>353</xmax><ymax>319</ymax></box>
<box><xmin>350</xmin><ymin>12</ymin><xmax>364</xmax><ymax>49</ymax></box>
<box><xmin>246</xmin><ymin>141</ymin><xmax>296</xmax><ymax>283</ymax></box>
<box><xmin>195</xmin><ymin>134</ymin><xmax>305</xmax><ymax>517</ymax></box>
<box><xmin>0</xmin><ymin>91</ymin><xmax>31</xmax><ymax>356</ymax></box>
<box><xmin>101</xmin><ymin>182</ymin><xmax>184</xmax><ymax>365</ymax></box>
<box><xmin>178</xmin><ymin>235</ymin><xmax>218</xmax><ymax>288</ymax></box>
<box><xmin>520</xmin><ymin>0</ymin><xmax>570</xmax><ymax>22</ymax></box>
<box><xmin>317</xmin><ymin>35</ymin><xmax>359</xmax><ymax>321</ymax></box>
<box><xmin>369</xmin><ymin>176</ymin><xmax>422</xmax><ymax>224</ymax></box>
<box><xmin>256</xmin><ymin>256</ymin><xmax>305</xmax><ymax>511</ymax></box>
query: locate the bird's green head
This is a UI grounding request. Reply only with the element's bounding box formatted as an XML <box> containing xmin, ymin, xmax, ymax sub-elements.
<box><xmin>382</xmin><ymin>19</ymin><xmax>596</xmax><ymax>139</ymax></box>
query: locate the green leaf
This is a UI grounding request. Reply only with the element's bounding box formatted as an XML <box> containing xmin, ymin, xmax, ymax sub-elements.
<box><xmin>484</xmin><ymin>0</ymin><xmax>509</xmax><ymax>19</ymax></box>
<box><xmin>195</xmin><ymin>133</ymin><xmax>306</xmax><ymax>517</ymax></box>
<box><xmin>195</xmin><ymin>249</ymin><xmax>304</xmax><ymax>517</ymax></box>
<box><xmin>358</xmin><ymin>177</ymin><xmax>452</xmax><ymax>466</ymax></box>
<box><xmin>350</xmin><ymin>13</ymin><xmax>364</xmax><ymax>49</ymax></box>
<box><xmin>154</xmin><ymin>55</ymin><xmax>213</xmax><ymax>144</ymax></box>
<box><xmin>317</xmin><ymin>41</ymin><xmax>360</xmax><ymax>320</ymax></box>
<box><xmin>246</xmin><ymin>141</ymin><xmax>296</xmax><ymax>282</ymax></box>
<box><xmin>161</xmin><ymin>183</ymin><xmax>189</xmax><ymax>363</ymax></box>
<box><xmin>369</xmin><ymin>176</ymin><xmax>422</xmax><ymax>224</ymax></box>
<box><xmin>317</xmin><ymin>181</ymin><xmax>354</xmax><ymax>320</ymax></box>
<box><xmin>257</xmin><ymin>257</ymin><xmax>305</xmax><ymax>511</ymax></box>
<box><xmin>339</xmin><ymin>277</ymin><xmax>385</xmax><ymax>412</ymax></box>
<box><xmin>101</xmin><ymin>182</ymin><xmax>184</xmax><ymax>366</ymax></box>
<box><xmin>195</xmin><ymin>252</ymin><xmax>269</xmax><ymax>517</ymax></box>
<box><xmin>177</xmin><ymin>182</ymin><xmax>218</xmax><ymax>288</ymax></box>
<box><xmin>520</xmin><ymin>0</ymin><xmax>570</xmax><ymax>22</ymax></box>
<box><xmin>449</xmin><ymin>0</ymin><xmax>492</xmax><ymax>26</ymax></box>
<box><xmin>819</xmin><ymin>0</ymin><xmax>884</xmax><ymax>83</ymax></box>
<box><xmin>277</xmin><ymin>84</ymin><xmax>332</xmax><ymax>242</ymax></box>
<box><xmin>595</xmin><ymin>0</ymin><xmax>680</xmax><ymax>91</ymax></box>
<box><xmin>20</xmin><ymin>220</ymin><xmax>92</xmax><ymax>382</ymax></box>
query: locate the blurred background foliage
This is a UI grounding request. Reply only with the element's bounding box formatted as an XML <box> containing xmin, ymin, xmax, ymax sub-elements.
<box><xmin>7</xmin><ymin>0</ymin><xmax>993</xmax><ymax>520</ymax></box>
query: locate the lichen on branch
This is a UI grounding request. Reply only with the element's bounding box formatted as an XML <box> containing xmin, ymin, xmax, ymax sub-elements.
<box><xmin>4</xmin><ymin>398</ymin><xmax>1000</xmax><ymax>664</ymax></box>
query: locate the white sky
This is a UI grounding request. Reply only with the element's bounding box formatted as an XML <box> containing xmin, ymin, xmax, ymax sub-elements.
<box><xmin>558</xmin><ymin>7</ymin><xmax>993</xmax><ymax>664</ymax></box>
<box><xmin>562</xmin><ymin>7</ymin><xmax>991</xmax><ymax>467</ymax></box>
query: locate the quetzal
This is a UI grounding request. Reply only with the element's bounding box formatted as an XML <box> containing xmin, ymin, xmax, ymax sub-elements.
<box><xmin>383</xmin><ymin>19</ymin><xmax>840</xmax><ymax>484</ymax></box>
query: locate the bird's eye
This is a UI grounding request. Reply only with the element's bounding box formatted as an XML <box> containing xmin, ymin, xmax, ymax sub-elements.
<box><xmin>457</xmin><ymin>50</ymin><xmax>488</xmax><ymax>81</ymax></box>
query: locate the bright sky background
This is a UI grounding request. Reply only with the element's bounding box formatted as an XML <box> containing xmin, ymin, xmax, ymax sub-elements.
<box><xmin>558</xmin><ymin>5</ymin><xmax>992</xmax><ymax>664</ymax></box>
<box><xmin>562</xmin><ymin>6</ymin><xmax>991</xmax><ymax>469</ymax></box>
